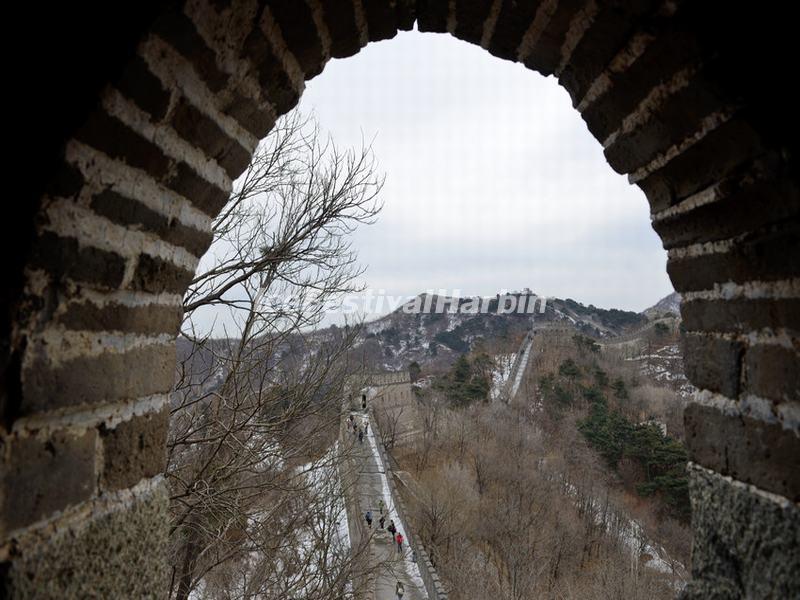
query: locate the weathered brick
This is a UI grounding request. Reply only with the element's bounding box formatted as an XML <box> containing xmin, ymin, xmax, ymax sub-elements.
<box><xmin>361</xmin><ymin>0</ymin><xmax>399</xmax><ymax>41</ymax></box>
<box><xmin>5</xmin><ymin>483</ymin><xmax>170</xmax><ymax>598</ymax></box>
<box><xmin>453</xmin><ymin>0</ymin><xmax>494</xmax><ymax>45</ymax></box>
<box><xmin>667</xmin><ymin>225</ymin><xmax>800</xmax><ymax>292</ymax></box>
<box><xmin>685</xmin><ymin>403</ymin><xmax>799</xmax><ymax>500</ymax></box>
<box><xmin>30</xmin><ymin>232</ymin><xmax>127</xmax><ymax>290</ymax></box>
<box><xmin>90</xmin><ymin>189</ymin><xmax>213</xmax><ymax>257</ymax></box>
<box><xmin>416</xmin><ymin>0</ymin><xmax>448</xmax><ymax>33</ymax></box>
<box><xmin>269</xmin><ymin>0</ymin><xmax>325</xmax><ymax>79</ymax></box>
<box><xmin>581</xmin><ymin>9</ymin><xmax>705</xmax><ymax>140</ymax></box>
<box><xmin>115</xmin><ymin>54</ymin><xmax>172</xmax><ymax>122</ymax></box>
<box><xmin>222</xmin><ymin>92</ymin><xmax>275</xmax><ymax>139</ymax></box>
<box><xmin>101</xmin><ymin>408</ymin><xmax>168</xmax><ymax>491</ymax></box>
<box><xmin>56</xmin><ymin>301</ymin><xmax>183</xmax><ymax>336</ymax></box>
<box><xmin>681</xmin><ymin>298</ymin><xmax>800</xmax><ymax>335</ymax></box>
<box><xmin>321</xmin><ymin>0</ymin><xmax>363</xmax><ymax>58</ymax></box>
<box><xmin>165</xmin><ymin>162</ymin><xmax>230</xmax><ymax>217</ymax></box>
<box><xmin>523</xmin><ymin>0</ymin><xmax>590</xmax><ymax>76</ymax></box>
<box><xmin>75</xmin><ymin>110</ymin><xmax>172</xmax><ymax>179</ymax></box>
<box><xmin>637</xmin><ymin>116</ymin><xmax>765</xmax><ymax>211</ymax></box>
<box><xmin>744</xmin><ymin>345</ymin><xmax>800</xmax><ymax>403</ymax></box>
<box><xmin>130</xmin><ymin>254</ymin><xmax>195</xmax><ymax>294</ymax></box>
<box><xmin>653</xmin><ymin>172</ymin><xmax>800</xmax><ymax>250</ymax></box>
<box><xmin>605</xmin><ymin>66</ymin><xmax>729</xmax><ymax>174</ymax></box>
<box><xmin>1</xmin><ymin>429</ymin><xmax>96</xmax><ymax>533</ymax></box>
<box><xmin>682</xmin><ymin>334</ymin><xmax>743</xmax><ymax>397</ymax></box>
<box><xmin>151</xmin><ymin>6</ymin><xmax>228</xmax><ymax>92</ymax></box>
<box><xmin>487</xmin><ymin>0</ymin><xmax>543</xmax><ymax>61</ymax></box>
<box><xmin>78</xmin><ymin>109</ymin><xmax>232</xmax><ymax>219</ymax></box>
<box><xmin>242</xmin><ymin>26</ymin><xmax>301</xmax><ymax>116</ymax></box>
<box><xmin>559</xmin><ymin>0</ymin><xmax>658</xmax><ymax>106</ymax></box>
<box><xmin>22</xmin><ymin>344</ymin><xmax>175</xmax><ymax>414</ymax></box>
<box><xmin>682</xmin><ymin>464</ymin><xmax>800</xmax><ymax>599</ymax></box>
<box><xmin>170</xmin><ymin>97</ymin><xmax>252</xmax><ymax>179</ymax></box>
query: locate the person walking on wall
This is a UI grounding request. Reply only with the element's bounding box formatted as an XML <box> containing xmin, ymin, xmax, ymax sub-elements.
<box><xmin>379</xmin><ymin>514</ymin><xmax>385</xmax><ymax>529</ymax></box>
<box><xmin>387</xmin><ymin>520</ymin><xmax>396</xmax><ymax>538</ymax></box>
<box><xmin>365</xmin><ymin>510</ymin><xmax>372</xmax><ymax>528</ymax></box>
<box><xmin>396</xmin><ymin>581</ymin><xmax>405</xmax><ymax>599</ymax></box>
<box><xmin>358</xmin><ymin>428</ymin><xmax>364</xmax><ymax>444</ymax></box>
<box><xmin>395</xmin><ymin>531</ymin><xmax>404</xmax><ymax>553</ymax></box>
<box><xmin>378</xmin><ymin>499</ymin><xmax>385</xmax><ymax>515</ymax></box>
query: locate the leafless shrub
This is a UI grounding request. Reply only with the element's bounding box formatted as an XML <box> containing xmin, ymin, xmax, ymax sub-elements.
<box><xmin>168</xmin><ymin>112</ymin><xmax>383</xmax><ymax>599</ymax></box>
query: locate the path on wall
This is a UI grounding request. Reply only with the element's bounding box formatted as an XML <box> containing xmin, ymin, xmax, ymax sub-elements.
<box><xmin>506</xmin><ymin>331</ymin><xmax>534</xmax><ymax>400</ymax></box>
<box><xmin>348</xmin><ymin>409</ymin><xmax>427</xmax><ymax>600</ymax></box>
<box><xmin>504</xmin><ymin>321</ymin><xmax>556</xmax><ymax>401</ymax></box>
<box><xmin>496</xmin><ymin>326</ymin><xmax>686</xmax><ymax>585</ymax></box>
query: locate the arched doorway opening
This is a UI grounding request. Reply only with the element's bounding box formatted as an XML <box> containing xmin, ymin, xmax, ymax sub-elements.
<box><xmin>2</xmin><ymin>2</ymin><xmax>797</xmax><ymax>597</ymax></box>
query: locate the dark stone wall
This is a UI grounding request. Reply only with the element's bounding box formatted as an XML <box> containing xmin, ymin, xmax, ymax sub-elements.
<box><xmin>2</xmin><ymin>1</ymin><xmax>797</xmax><ymax>597</ymax></box>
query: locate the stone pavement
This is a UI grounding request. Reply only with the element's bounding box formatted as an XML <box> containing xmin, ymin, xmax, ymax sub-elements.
<box><xmin>348</xmin><ymin>409</ymin><xmax>427</xmax><ymax>600</ymax></box>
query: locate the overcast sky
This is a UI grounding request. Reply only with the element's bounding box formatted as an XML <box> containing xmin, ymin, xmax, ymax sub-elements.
<box><xmin>297</xmin><ymin>31</ymin><xmax>673</xmax><ymax>318</ymax></box>
<box><xmin>194</xmin><ymin>30</ymin><xmax>675</xmax><ymax>335</ymax></box>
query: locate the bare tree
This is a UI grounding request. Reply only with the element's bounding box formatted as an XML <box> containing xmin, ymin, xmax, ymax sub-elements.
<box><xmin>167</xmin><ymin>112</ymin><xmax>383</xmax><ymax>600</ymax></box>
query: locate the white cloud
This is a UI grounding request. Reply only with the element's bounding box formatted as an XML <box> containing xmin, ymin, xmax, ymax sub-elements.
<box><xmin>193</xmin><ymin>30</ymin><xmax>675</xmax><ymax>335</ymax></box>
<box><xmin>298</xmin><ymin>31</ymin><xmax>673</xmax><ymax>316</ymax></box>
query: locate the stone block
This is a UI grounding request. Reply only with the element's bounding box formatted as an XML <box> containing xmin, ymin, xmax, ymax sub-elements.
<box><xmin>115</xmin><ymin>54</ymin><xmax>172</xmax><ymax>122</ymax></box>
<box><xmin>744</xmin><ymin>345</ymin><xmax>800</xmax><ymax>403</ymax></box>
<box><xmin>130</xmin><ymin>254</ymin><xmax>195</xmax><ymax>295</ymax></box>
<box><xmin>681</xmin><ymin>297</ymin><xmax>800</xmax><ymax>335</ymax></box>
<box><xmin>679</xmin><ymin>465</ymin><xmax>799</xmax><ymax>599</ymax></box>
<box><xmin>170</xmin><ymin>98</ymin><xmax>251</xmax><ymax>179</ymax></box>
<box><xmin>684</xmin><ymin>403</ymin><xmax>799</xmax><ymax>500</ymax></box>
<box><xmin>75</xmin><ymin>110</ymin><xmax>172</xmax><ymax>179</ymax></box>
<box><xmin>22</xmin><ymin>344</ymin><xmax>175</xmax><ymax>414</ymax></box>
<box><xmin>101</xmin><ymin>408</ymin><xmax>169</xmax><ymax>491</ymax></box>
<box><xmin>165</xmin><ymin>162</ymin><xmax>230</xmax><ymax>218</ymax></box>
<box><xmin>3</xmin><ymin>482</ymin><xmax>170</xmax><ymax>599</ymax></box>
<box><xmin>90</xmin><ymin>189</ymin><xmax>214</xmax><ymax>257</ymax></box>
<box><xmin>682</xmin><ymin>334</ymin><xmax>742</xmax><ymax>398</ymax></box>
<box><xmin>1</xmin><ymin>429</ymin><xmax>96</xmax><ymax>534</ymax></box>
<box><xmin>30</xmin><ymin>232</ymin><xmax>127</xmax><ymax>291</ymax></box>
<box><xmin>667</xmin><ymin>226</ymin><xmax>800</xmax><ymax>292</ymax></box>
<box><xmin>56</xmin><ymin>300</ymin><xmax>183</xmax><ymax>336</ymax></box>
<box><xmin>638</xmin><ymin>116</ymin><xmax>764</xmax><ymax>211</ymax></box>
<box><xmin>488</xmin><ymin>0</ymin><xmax>542</xmax><ymax>61</ymax></box>
<box><xmin>269</xmin><ymin>0</ymin><xmax>325</xmax><ymax>79</ymax></box>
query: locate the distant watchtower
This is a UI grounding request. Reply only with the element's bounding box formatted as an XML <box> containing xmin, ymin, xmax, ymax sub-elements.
<box><xmin>364</xmin><ymin>371</ymin><xmax>418</xmax><ymax>448</ymax></box>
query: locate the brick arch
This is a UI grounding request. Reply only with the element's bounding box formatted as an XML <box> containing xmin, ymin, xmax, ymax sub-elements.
<box><xmin>2</xmin><ymin>1</ymin><xmax>798</xmax><ymax>597</ymax></box>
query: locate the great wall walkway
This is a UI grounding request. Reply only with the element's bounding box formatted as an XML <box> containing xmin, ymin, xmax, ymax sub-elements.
<box><xmin>344</xmin><ymin>407</ymin><xmax>427</xmax><ymax>600</ymax></box>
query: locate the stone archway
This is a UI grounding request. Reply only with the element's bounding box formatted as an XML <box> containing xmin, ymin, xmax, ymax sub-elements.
<box><xmin>1</xmin><ymin>1</ymin><xmax>797</xmax><ymax>597</ymax></box>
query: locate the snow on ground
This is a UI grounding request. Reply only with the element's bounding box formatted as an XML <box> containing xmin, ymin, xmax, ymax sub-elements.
<box><xmin>285</xmin><ymin>446</ymin><xmax>354</xmax><ymax>598</ymax></box>
<box><xmin>561</xmin><ymin>481</ymin><xmax>687</xmax><ymax>587</ymax></box>
<box><xmin>626</xmin><ymin>343</ymin><xmax>697</xmax><ymax>399</ymax></box>
<box><xmin>362</xmin><ymin>408</ymin><xmax>427</xmax><ymax>596</ymax></box>
<box><xmin>509</xmin><ymin>337</ymin><xmax>533</xmax><ymax>398</ymax></box>
<box><xmin>490</xmin><ymin>354</ymin><xmax>515</xmax><ymax>400</ymax></box>
<box><xmin>553</xmin><ymin>307</ymin><xmax>577</xmax><ymax>324</ymax></box>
